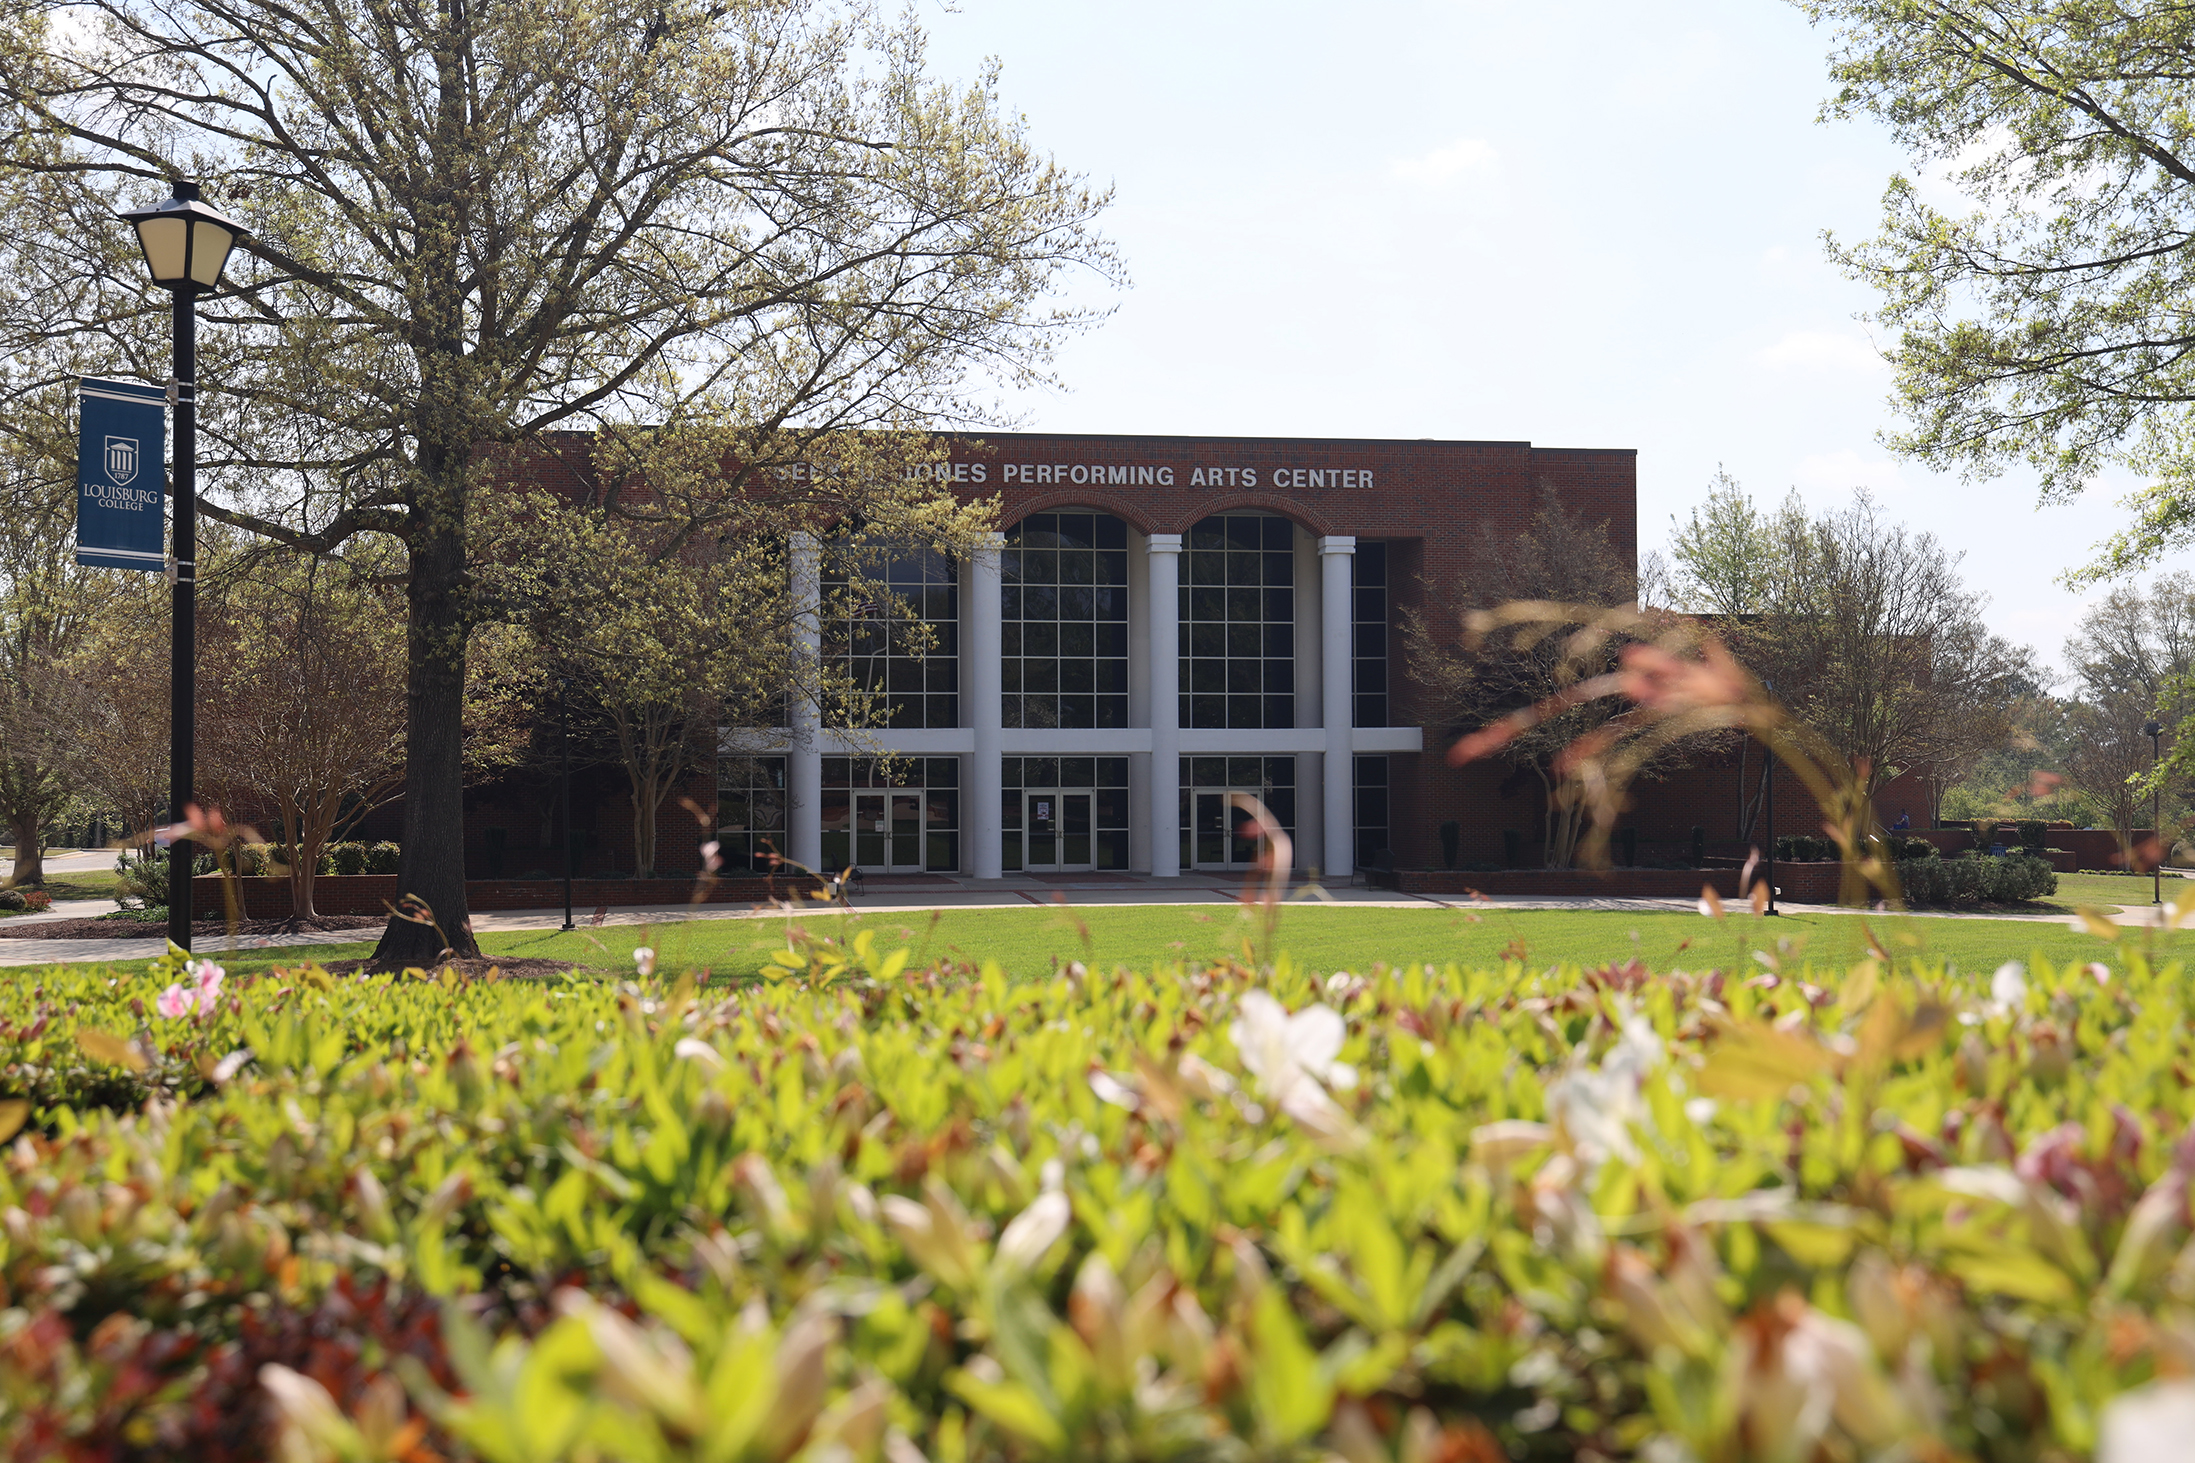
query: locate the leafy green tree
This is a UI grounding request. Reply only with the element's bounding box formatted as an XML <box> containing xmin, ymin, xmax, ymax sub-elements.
<box><xmin>1800</xmin><ymin>0</ymin><xmax>2195</xmax><ymax>578</ymax></box>
<box><xmin>0</xmin><ymin>0</ymin><xmax>1115</xmax><ymax>962</ymax></box>
<box><xmin>1664</xmin><ymin>469</ymin><xmax>1788</xmax><ymax>615</ymax></box>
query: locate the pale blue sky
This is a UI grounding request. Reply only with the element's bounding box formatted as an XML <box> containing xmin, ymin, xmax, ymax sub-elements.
<box><xmin>922</xmin><ymin>0</ymin><xmax>2171</xmax><ymax>678</ymax></box>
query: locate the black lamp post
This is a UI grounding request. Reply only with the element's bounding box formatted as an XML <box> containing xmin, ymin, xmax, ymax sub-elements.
<box><xmin>118</xmin><ymin>182</ymin><xmax>248</xmax><ymax>955</ymax></box>
<box><xmin>559</xmin><ymin>675</ymin><xmax>575</xmax><ymax>932</ymax></box>
<box><xmin>2144</xmin><ymin>717</ymin><xmax>2164</xmax><ymax>906</ymax></box>
<box><xmin>1761</xmin><ymin>681</ymin><xmax>1778</xmax><ymax>917</ymax></box>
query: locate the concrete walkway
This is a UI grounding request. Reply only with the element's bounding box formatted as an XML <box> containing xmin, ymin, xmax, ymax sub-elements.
<box><xmin>0</xmin><ymin>869</ymin><xmax>2184</xmax><ymax>967</ymax></box>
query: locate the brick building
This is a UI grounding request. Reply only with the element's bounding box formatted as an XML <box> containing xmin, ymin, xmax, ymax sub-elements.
<box><xmin>695</xmin><ymin>430</ymin><xmax>1640</xmax><ymax>880</ymax></box>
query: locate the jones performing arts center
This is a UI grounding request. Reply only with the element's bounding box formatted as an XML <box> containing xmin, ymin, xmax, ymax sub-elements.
<box><xmin>713</xmin><ymin>432</ymin><xmax>1636</xmax><ymax>880</ymax></box>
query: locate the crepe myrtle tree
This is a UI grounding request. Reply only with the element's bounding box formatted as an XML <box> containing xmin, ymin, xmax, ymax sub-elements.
<box><xmin>0</xmin><ymin>0</ymin><xmax>1116</xmax><ymax>964</ymax></box>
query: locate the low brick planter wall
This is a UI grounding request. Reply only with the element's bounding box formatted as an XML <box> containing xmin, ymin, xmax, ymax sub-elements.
<box><xmin>190</xmin><ymin>873</ymin><xmax>824</xmax><ymax>920</ymax></box>
<box><xmin>1395</xmin><ymin>864</ymin><xmax>1846</xmax><ymax>902</ymax></box>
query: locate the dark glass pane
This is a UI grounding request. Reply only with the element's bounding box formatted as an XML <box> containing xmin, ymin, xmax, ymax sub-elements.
<box><xmin>1060</xmin><ymin>694</ymin><xmax>1095</xmax><ymax>726</ymax></box>
<box><xmin>1358</xmin><ymin>789</ymin><xmax>1388</xmax><ymax>825</ymax></box>
<box><xmin>1025</xmin><ymin>621</ymin><xmax>1058</xmax><ymax>656</ymax></box>
<box><xmin>1192</xmin><ymin>659</ymin><xmax>1225</xmax><ymax>692</ymax></box>
<box><xmin>928</xmin><ymin>758</ymin><xmax>960</xmax><ymax>787</ymax></box>
<box><xmin>1093</xmin><ymin>586</ymin><xmax>1126</xmax><ymax>620</ymax></box>
<box><xmin>1096</xmin><ymin>830</ymin><xmax>1128</xmax><ymax>870</ymax></box>
<box><xmin>1060</xmin><ymin>621</ymin><xmax>1093</xmax><ymax>657</ymax></box>
<box><xmin>1265</xmin><ymin>695</ymin><xmax>1294</xmax><ymax>728</ymax></box>
<box><xmin>1355</xmin><ymin>624</ymin><xmax>1385</xmax><ymax>658</ymax></box>
<box><xmin>1356</xmin><ymin>659</ymin><xmax>1386</xmax><ymax>692</ymax></box>
<box><xmin>1263</xmin><ymin>516</ymin><xmax>1293</xmax><ymax>551</ymax></box>
<box><xmin>1002</xmin><ymin>622</ymin><xmax>1022</xmax><ymax>656</ymax></box>
<box><xmin>1356</xmin><ymin>694</ymin><xmax>1387</xmax><ymax>725</ymax></box>
<box><xmin>1059</xmin><ymin>515</ymin><xmax>1094</xmax><ymax>549</ymax></box>
<box><xmin>1096</xmin><ymin>622</ymin><xmax>1127</xmax><ymax>656</ymax></box>
<box><xmin>1002</xmin><ymin>758</ymin><xmax>1022</xmax><ymax>788</ymax></box>
<box><xmin>1266</xmin><ymin>757</ymin><xmax>1296</xmax><ymax>786</ymax></box>
<box><xmin>1357</xmin><ymin>542</ymin><xmax>1387</xmax><ymax>584</ymax></box>
<box><xmin>1227</xmin><ymin>659</ymin><xmax>1260</xmax><ymax>693</ymax></box>
<box><xmin>1265</xmin><ymin>622</ymin><xmax>1294</xmax><ymax>658</ymax></box>
<box><xmin>824</xmin><ymin>757</ymin><xmax>851</xmax><ymax>787</ymax></box>
<box><xmin>1263</xmin><ymin>552</ymin><xmax>1292</xmax><ymax>583</ymax></box>
<box><xmin>1025</xmin><ymin>659</ymin><xmax>1058</xmax><ymax>692</ymax></box>
<box><xmin>1094</xmin><ymin>515</ymin><xmax>1126</xmax><ymax>549</ymax></box>
<box><xmin>1002</xmin><ymin>694</ymin><xmax>1023</xmax><ymax>727</ymax></box>
<box><xmin>927</xmin><ymin>831</ymin><xmax>959</xmax><ymax>871</ymax></box>
<box><xmin>1191</xmin><ymin>622</ymin><xmax>1224</xmax><ymax>656</ymax></box>
<box><xmin>1098</xmin><ymin>550</ymin><xmax>1128</xmax><ymax>584</ymax></box>
<box><xmin>1354</xmin><ymin>755</ymin><xmax>1387</xmax><ymax>786</ymax></box>
<box><xmin>1223</xmin><ymin>757</ymin><xmax>1258</xmax><ymax>785</ymax></box>
<box><xmin>1355</xmin><ymin>586</ymin><xmax>1384</xmax><ymax>620</ymax></box>
<box><xmin>1192</xmin><ymin>757</ymin><xmax>1226</xmax><ymax>786</ymax></box>
<box><xmin>1024</xmin><ymin>584</ymin><xmax>1057</xmax><ymax>619</ymax></box>
<box><xmin>1192</xmin><ymin>694</ymin><xmax>1225</xmax><ymax>727</ymax></box>
<box><xmin>1001</xmin><ymin>585</ymin><xmax>1023</xmax><ymax>618</ymax></box>
<box><xmin>1063</xmin><ymin>793</ymin><xmax>1092</xmax><ymax>835</ymax></box>
<box><xmin>1265</xmin><ymin>588</ymin><xmax>1294</xmax><ymax>622</ymax></box>
<box><xmin>1096</xmin><ymin>790</ymin><xmax>1128</xmax><ymax>828</ymax></box>
<box><xmin>1095</xmin><ymin>659</ymin><xmax>1126</xmax><ymax>692</ymax></box>
<box><xmin>1227</xmin><ymin>694</ymin><xmax>1260</xmax><ymax>727</ymax></box>
<box><xmin>1002</xmin><ymin>790</ymin><xmax>1023</xmax><ymax>827</ymax></box>
<box><xmin>1227</xmin><ymin>551</ymin><xmax>1260</xmax><ymax>583</ymax></box>
<box><xmin>1227</xmin><ymin>623</ymin><xmax>1261</xmax><ymax>658</ymax></box>
<box><xmin>822</xmin><ymin>830</ymin><xmax>850</xmax><ymax>871</ymax></box>
<box><xmin>1002</xmin><ymin>830</ymin><xmax>1022</xmax><ymax>872</ymax></box>
<box><xmin>1190</xmin><ymin>550</ymin><xmax>1225</xmax><ymax>585</ymax></box>
<box><xmin>1099</xmin><ymin>758</ymin><xmax>1129</xmax><ymax>788</ymax></box>
<box><xmin>1061</xmin><ymin>659</ymin><xmax>1094</xmax><ymax>692</ymax></box>
<box><xmin>927</xmin><ymin>694</ymin><xmax>957</xmax><ymax>726</ymax></box>
<box><xmin>886</xmin><ymin>659</ymin><xmax>921</xmax><ymax>693</ymax></box>
<box><xmin>1226</xmin><ymin>516</ymin><xmax>1261</xmax><ymax>550</ymax></box>
<box><xmin>1028</xmin><ymin>513</ymin><xmax>1057</xmax><ymax>538</ymax></box>
<box><xmin>1061</xmin><ymin>757</ymin><xmax>1095</xmax><ymax>788</ymax></box>
<box><xmin>925</xmin><ymin>656</ymin><xmax>957</xmax><ymax>691</ymax></box>
<box><xmin>924</xmin><ymin>585</ymin><xmax>956</xmax><ymax>620</ymax></box>
<box><xmin>1002</xmin><ymin>548</ymin><xmax>1024</xmax><ymax>583</ymax></box>
<box><xmin>1265</xmin><ymin>661</ymin><xmax>1293</xmax><ymax>693</ymax></box>
<box><xmin>1097</xmin><ymin>694</ymin><xmax>1127</xmax><ymax>727</ymax></box>
<box><xmin>1228</xmin><ymin>587</ymin><xmax>1262</xmax><ymax>621</ymax></box>
<box><xmin>1191</xmin><ymin>518</ymin><xmax>1225</xmax><ymax>550</ymax></box>
<box><xmin>1060</xmin><ymin>552</ymin><xmax>1094</xmax><ymax>585</ymax></box>
<box><xmin>1027</xmin><ymin>757</ymin><xmax>1058</xmax><ymax>788</ymax></box>
<box><xmin>1267</xmin><ymin>786</ymin><xmax>1295</xmax><ymax>825</ymax></box>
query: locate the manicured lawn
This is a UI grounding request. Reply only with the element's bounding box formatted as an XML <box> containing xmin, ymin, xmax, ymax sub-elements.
<box><xmin>2051</xmin><ymin>869</ymin><xmax>2186</xmax><ymax>911</ymax></box>
<box><xmin>34</xmin><ymin>898</ymin><xmax>2169</xmax><ymax>980</ymax></box>
<box><xmin>35</xmin><ymin>869</ymin><xmax>123</xmax><ymax>902</ymax></box>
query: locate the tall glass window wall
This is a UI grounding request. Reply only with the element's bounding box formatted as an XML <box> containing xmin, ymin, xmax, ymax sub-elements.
<box><xmin>1354</xmin><ymin>542</ymin><xmax>1388</xmax><ymax>727</ymax></box>
<box><xmin>1002</xmin><ymin>512</ymin><xmax>1131</xmax><ymax>729</ymax></box>
<box><xmin>1181</xmin><ymin>513</ymin><xmax>1295</xmax><ymax>730</ymax></box>
<box><xmin>824</xmin><ymin>547</ymin><xmax>958</xmax><ymax>729</ymax></box>
<box><xmin>1353</xmin><ymin>754</ymin><xmax>1390</xmax><ymax>866</ymax></box>
<box><xmin>714</xmin><ymin>755</ymin><xmax>788</xmax><ymax>872</ymax></box>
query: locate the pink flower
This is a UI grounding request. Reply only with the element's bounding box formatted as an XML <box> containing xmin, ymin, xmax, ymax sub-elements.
<box><xmin>192</xmin><ymin>960</ymin><xmax>225</xmax><ymax>1016</ymax></box>
<box><xmin>156</xmin><ymin>984</ymin><xmax>192</xmax><ymax>1019</ymax></box>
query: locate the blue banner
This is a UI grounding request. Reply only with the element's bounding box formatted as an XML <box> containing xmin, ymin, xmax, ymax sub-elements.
<box><xmin>76</xmin><ymin>377</ymin><xmax>167</xmax><ymax>572</ymax></box>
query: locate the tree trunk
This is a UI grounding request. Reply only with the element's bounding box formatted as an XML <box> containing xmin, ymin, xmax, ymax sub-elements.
<box><xmin>5</xmin><ymin>810</ymin><xmax>41</xmax><ymax>887</ymax></box>
<box><xmin>371</xmin><ymin>478</ymin><xmax>480</xmax><ymax>965</ymax></box>
<box><xmin>631</xmin><ymin>773</ymin><xmax>660</xmax><ymax>880</ymax></box>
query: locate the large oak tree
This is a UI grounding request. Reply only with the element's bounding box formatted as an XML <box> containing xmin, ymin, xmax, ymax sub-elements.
<box><xmin>0</xmin><ymin>0</ymin><xmax>1113</xmax><ymax>963</ymax></box>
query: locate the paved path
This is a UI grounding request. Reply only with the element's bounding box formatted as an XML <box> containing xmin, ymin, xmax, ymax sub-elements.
<box><xmin>0</xmin><ymin>870</ymin><xmax>2183</xmax><ymax>968</ymax></box>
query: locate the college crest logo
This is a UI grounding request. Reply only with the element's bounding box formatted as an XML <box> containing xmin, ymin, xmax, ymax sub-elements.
<box><xmin>104</xmin><ymin>436</ymin><xmax>139</xmax><ymax>487</ymax></box>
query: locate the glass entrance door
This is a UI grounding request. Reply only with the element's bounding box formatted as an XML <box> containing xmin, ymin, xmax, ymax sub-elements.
<box><xmin>851</xmin><ymin>792</ymin><xmax>925</xmax><ymax>871</ymax></box>
<box><xmin>1024</xmin><ymin>791</ymin><xmax>1094</xmax><ymax>872</ymax></box>
<box><xmin>1181</xmin><ymin>757</ymin><xmax>1297</xmax><ymax>870</ymax></box>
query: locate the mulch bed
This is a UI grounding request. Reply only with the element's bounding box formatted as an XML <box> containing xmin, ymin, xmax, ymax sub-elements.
<box><xmin>0</xmin><ymin>915</ymin><xmax>384</xmax><ymax>941</ymax></box>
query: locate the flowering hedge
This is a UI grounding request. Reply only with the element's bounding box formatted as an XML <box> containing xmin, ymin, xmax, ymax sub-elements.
<box><xmin>1</xmin><ymin>937</ymin><xmax>2192</xmax><ymax>1461</ymax></box>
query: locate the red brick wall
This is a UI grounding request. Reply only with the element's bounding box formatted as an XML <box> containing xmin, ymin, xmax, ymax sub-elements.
<box><xmin>192</xmin><ymin>872</ymin><xmax>822</xmax><ymax>919</ymax></box>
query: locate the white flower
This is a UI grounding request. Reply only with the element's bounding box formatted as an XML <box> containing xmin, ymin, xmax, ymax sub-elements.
<box><xmin>633</xmin><ymin>946</ymin><xmax>657</xmax><ymax>978</ymax></box>
<box><xmin>674</xmin><ymin>1037</ymin><xmax>726</xmax><ymax>1070</ymax></box>
<box><xmin>1986</xmin><ymin>961</ymin><xmax>2028</xmax><ymax>1018</ymax></box>
<box><xmin>1086</xmin><ymin>1070</ymin><xmax>1140</xmax><ymax>1110</ymax></box>
<box><xmin>2101</xmin><ymin>1380</ymin><xmax>2195</xmax><ymax>1463</ymax></box>
<box><xmin>1545</xmin><ymin>1013</ymin><xmax>1662</xmax><ymax>1165</ymax></box>
<box><xmin>1228</xmin><ymin>991</ymin><xmax>1358</xmax><ymax>1132</ymax></box>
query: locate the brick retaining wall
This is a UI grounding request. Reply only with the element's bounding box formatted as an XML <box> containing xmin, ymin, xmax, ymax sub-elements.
<box><xmin>1395</xmin><ymin>865</ymin><xmax>1846</xmax><ymax>902</ymax></box>
<box><xmin>190</xmin><ymin>873</ymin><xmax>825</xmax><ymax>920</ymax></box>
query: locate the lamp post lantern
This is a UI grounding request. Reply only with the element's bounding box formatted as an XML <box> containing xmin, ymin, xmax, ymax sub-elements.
<box><xmin>118</xmin><ymin>181</ymin><xmax>248</xmax><ymax>955</ymax></box>
<box><xmin>2144</xmin><ymin>718</ymin><xmax>2164</xmax><ymax>906</ymax></box>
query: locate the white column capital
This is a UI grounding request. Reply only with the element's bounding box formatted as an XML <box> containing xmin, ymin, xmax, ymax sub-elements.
<box><xmin>1318</xmin><ymin>535</ymin><xmax>1357</xmax><ymax>556</ymax></box>
<box><xmin>1147</xmin><ymin>533</ymin><xmax>1184</xmax><ymax>553</ymax></box>
<box><xmin>975</xmin><ymin>530</ymin><xmax>1006</xmax><ymax>551</ymax></box>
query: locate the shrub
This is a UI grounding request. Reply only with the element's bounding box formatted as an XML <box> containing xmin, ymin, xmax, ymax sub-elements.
<box><xmin>1897</xmin><ymin>851</ymin><xmax>2056</xmax><ymax>905</ymax></box>
<box><xmin>1885</xmin><ymin>833</ymin><xmax>1938</xmax><ymax>862</ymax></box>
<box><xmin>1773</xmin><ymin>832</ymin><xmax>1837</xmax><ymax>862</ymax></box>
<box><xmin>323</xmin><ymin>841</ymin><xmax>370</xmax><ymax>876</ymax></box>
<box><xmin>1975</xmin><ymin>817</ymin><xmax>2003</xmax><ymax>848</ymax></box>
<box><xmin>1</xmin><ymin>937</ymin><xmax>2182</xmax><ymax>1461</ymax></box>
<box><xmin>364</xmin><ymin>840</ymin><xmax>401</xmax><ymax>874</ymax></box>
<box><xmin>113</xmin><ymin>846</ymin><xmax>168</xmax><ymax>910</ymax></box>
<box><xmin>2018</xmin><ymin>818</ymin><xmax>2048</xmax><ymax>850</ymax></box>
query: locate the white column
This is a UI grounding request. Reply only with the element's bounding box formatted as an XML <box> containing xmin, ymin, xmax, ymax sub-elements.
<box><xmin>1148</xmin><ymin>533</ymin><xmax>1183</xmax><ymax>877</ymax></box>
<box><xmin>969</xmin><ymin>533</ymin><xmax>1005</xmax><ymax>879</ymax></box>
<box><xmin>788</xmin><ymin>532</ymin><xmax>824</xmax><ymax>874</ymax></box>
<box><xmin>1319</xmin><ymin>536</ymin><xmax>1356</xmax><ymax>880</ymax></box>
